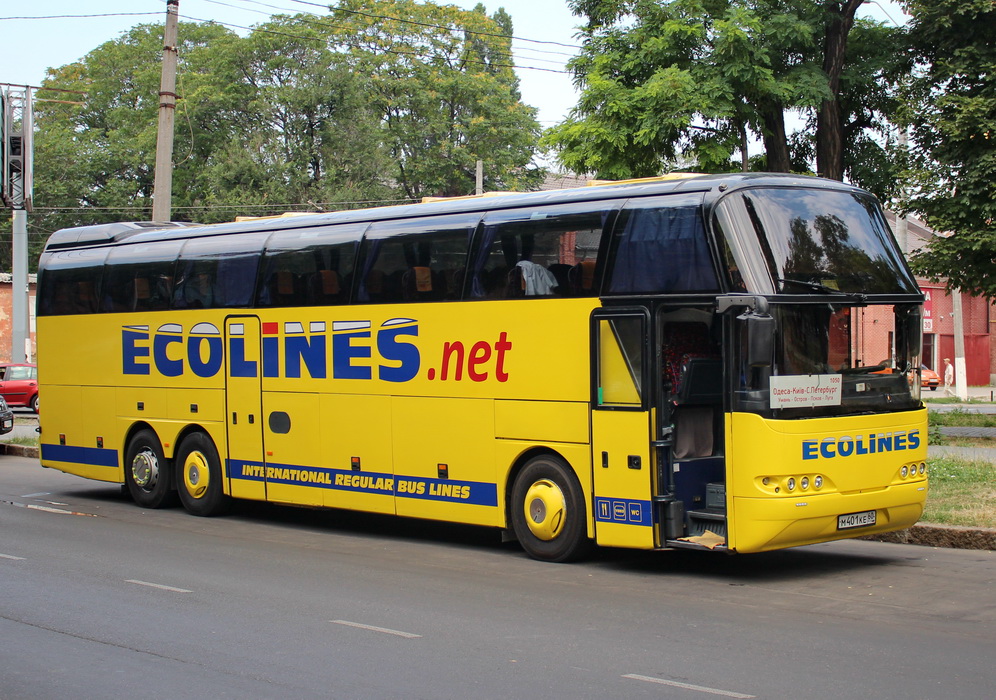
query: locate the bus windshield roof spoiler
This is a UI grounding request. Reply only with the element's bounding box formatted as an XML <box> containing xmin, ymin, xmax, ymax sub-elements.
<box><xmin>716</xmin><ymin>294</ymin><xmax>769</xmax><ymax>314</ymax></box>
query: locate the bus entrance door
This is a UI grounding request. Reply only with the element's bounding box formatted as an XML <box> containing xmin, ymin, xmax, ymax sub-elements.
<box><xmin>225</xmin><ymin>316</ymin><xmax>266</xmax><ymax>501</ymax></box>
<box><xmin>590</xmin><ymin>311</ymin><xmax>655</xmax><ymax>549</ymax></box>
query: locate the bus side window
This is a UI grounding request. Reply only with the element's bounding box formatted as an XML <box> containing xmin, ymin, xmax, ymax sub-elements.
<box><xmin>356</xmin><ymin>214</ymin><xmax>477</xmax><ymax>304</ymax></box>
<box><xmin>258</xmin><ymin>226</ymin><xmax>363</xmax><ymax>308</ymax></box>
<box><xmin>606</xmin><ymin>193</ymin><xmax>720</xmax><ymax>295</ymax></box>
<box><xmin>173</xmin><ymin>233</ymin><xmax>263</xmax><ymax>310</ymax></box>
<box><xmin>37</xmin><ymin>249</ymin><xmax>108</xmax><ymax>316</ymax></box>
<box><xmin>470</xmin><ymin>202</ymin><xmax>617</xmax><ymax>299</ymax></box>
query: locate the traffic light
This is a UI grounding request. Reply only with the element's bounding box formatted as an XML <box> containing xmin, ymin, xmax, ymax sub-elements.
<box><xmin>1</xmin><ymin>87</ymin><xmax>33</xmax><ymax>211</ymax></box>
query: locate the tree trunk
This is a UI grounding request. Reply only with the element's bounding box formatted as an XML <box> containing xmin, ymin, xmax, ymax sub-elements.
<box><xmin>816</xmin><ymin>0</ymin><xmax>863</xmax><ymax>181</ymax></box>
<box><xmin>760</xmin><ymin>105</ymin><xmax>792</xmax><ymax>172</ymax></box>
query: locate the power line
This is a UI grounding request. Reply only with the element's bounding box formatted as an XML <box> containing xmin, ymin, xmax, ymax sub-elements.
<box><xmin>0</xmin><ymin>12</ymin><xmax>161</xmax><ymax>20</ymax></box>
<box><xmin>178</xmin><ymin>13</ymin><xmax>569</xmax><ymax>74</ymax></box>
<box><xmin>279</xmin><ymin>0</ymin><xmax>582</xmax><ymax>49</ymax></box>
<box><xmin>196</xmin><ymin>0</ymin><xmax>570</xmax><ymax>68</ymax></box>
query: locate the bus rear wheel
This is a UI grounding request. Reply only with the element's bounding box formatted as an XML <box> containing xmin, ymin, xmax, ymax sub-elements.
<box><xmin>175</xmin><ymin>432</ymin><xmax>230</xmax><ymax>517</ymax></box>
<box><xmin>124</xmin><ymin>429</ymin><xmax>177</xmax><ymax>508</ymax></box>
<box><xmin>510</xmin><ymin>455</ymin><xmax>590</xmax><ymax>562</ymax></box>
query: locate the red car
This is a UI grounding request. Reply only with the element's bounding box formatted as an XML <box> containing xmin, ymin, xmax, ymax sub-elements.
<box><xmin>921</xmin><ymin>364</ymin><xmax>940</xmax><ymax>391</ymax></box>
<box><xmin>0</xmin><ymin>363</ymin><xmax>39</xmax><ymax>412</ymax></box>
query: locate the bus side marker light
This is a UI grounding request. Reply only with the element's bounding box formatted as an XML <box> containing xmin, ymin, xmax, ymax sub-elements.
<box><xmin>351</xmin><ymin>457</ymin><xmax>361</xmax><ymax>471</ymax></box>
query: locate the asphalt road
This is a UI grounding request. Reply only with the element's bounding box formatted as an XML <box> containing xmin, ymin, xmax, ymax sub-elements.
<box><xmin>2</xmin><ymin>455</ymin><xmax>994</xmax><ymax>700</ymax></box>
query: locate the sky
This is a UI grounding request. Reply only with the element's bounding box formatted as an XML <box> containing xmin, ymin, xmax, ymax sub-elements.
<box><xmin>1</xmin><ymin>1</ymin><xmax>909</xmax><ymax>133</ymax></box>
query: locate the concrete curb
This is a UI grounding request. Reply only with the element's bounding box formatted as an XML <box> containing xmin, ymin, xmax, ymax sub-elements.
<box><xmin>1</xmin><ymin>443</ymin><xmax>39</xmax><ymax>459</ymax></box>
<box><xmin>863</xmin><ymin>524</ymin><xmax>996</xmax><ymax>551</ymax></box>
<box><xmin>4</xmin><ymin>443</ymin><xmax>993</xmax><ymax>551</ymax></box>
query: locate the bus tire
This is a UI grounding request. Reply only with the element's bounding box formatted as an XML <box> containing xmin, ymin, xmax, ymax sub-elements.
<box><xmin>175</xmin><ymin>432</ymin><xmax>230</xmax><ymax>517</ymax></box>
<box><xmin>510</xmin><ymin>455</ymin><xmax>591</xmax><ymax>562</ymax></box>
<box><xmin>124</xmin><ymin>429</ymin><xmax>177</xmax><ymax>509</ymax></box>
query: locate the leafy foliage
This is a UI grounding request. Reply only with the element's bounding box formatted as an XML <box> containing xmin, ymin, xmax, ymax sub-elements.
<box><xmin>902</xmin><ymin>0</ymin><xmax>996</xmax><ymax>298</ymax></box>
<box><xmin>544</xmin><ymin>0</ymin><xmax>903</xmax><ymax>195</ymax></box>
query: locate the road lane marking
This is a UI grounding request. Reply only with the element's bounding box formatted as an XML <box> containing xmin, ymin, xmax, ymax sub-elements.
<box><xmin>125</xmin><ymin>579</ymin><xmax>193</xmax><ymax>594</ymax></box>
<box><xmin>623</xmin><ymin>674</ymin><xmax>755</xmax><ymax>698</ymax></box>
<box><xmin>331</xmin><ymin>620</ymin><xmax>421</xmax><ymax>639</ymax></box>
<box><xmin>1</xmin><ymin>498</ymin><xmax>98</xmax><ymax>517</ymax></box>
<box><xmin>0</xmin><ymin>553</ymin><xmax>26</xmax><ymax>560</ymax></box>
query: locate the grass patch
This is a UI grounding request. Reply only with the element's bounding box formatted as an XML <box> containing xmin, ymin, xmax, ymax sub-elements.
<box><xmin>1</xmin><ymin>435</ymin><xmax>38</xmax><ymax>447</ymax></box>
<box><xmin>924</xmin><ymin>456</ymin><xmax>996</xmax><ymax>528</ymax></box>
<box><xmin>924</xmin><ymin>398</ymin><xmax>996</xmax><ymax>406</ymax></box>
<box><xmin>929</xmin><ymin>409</ymin><xmax>996</xmax><ymax>428</ymax></box>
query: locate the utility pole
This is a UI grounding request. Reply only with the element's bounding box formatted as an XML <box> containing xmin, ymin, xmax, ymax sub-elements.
<box><xmin>152</xmin><ymin>0</ymin><xmax>179</xmax><ymax>223</ymax></box>
<box><xmin>475</xmin><ymin>160</ymin><xmax>483</xmax><ymax>195</ymax></box>
<box><xmin>952</xmin><ymin>289</ymin><xmax>968</xmax><ymax>400</ymax></box>
<box><xmin>2</xmin><ymin>86</ymin><xmax>34</xmax><ymax>363</ymax></box>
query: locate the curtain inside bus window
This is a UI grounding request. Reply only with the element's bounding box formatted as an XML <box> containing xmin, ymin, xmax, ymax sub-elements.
<box><xmin>173</xmin><ymin>233</ymin><xmax>265</xmax><ymax>310</ymax></box>
<box><xmin>607</xmin><ymin>193</ymin><xmax>718</xmax><ymax>294</ymax></box>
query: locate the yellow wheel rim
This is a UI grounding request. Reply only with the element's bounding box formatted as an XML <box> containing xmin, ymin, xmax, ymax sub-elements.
<box><xmin>182</xmin><ymin>450</ymin><xmax>210</xmax><ymax>500</ymax></box>
<box><xmin>523</xmin><ymin>478</ymin><xmax>566</xmax><ymax>541</ymax></box>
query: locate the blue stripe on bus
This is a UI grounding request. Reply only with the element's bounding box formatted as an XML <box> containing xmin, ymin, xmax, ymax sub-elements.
<box><xmin>593</xmin><ymin>497</ymin><xmax>653</xmax><ymax>527</ymax></box>
<box><xmin>41</xmin><ymin>443</ymin><xmax>119</xmax><ymax>468</ymax></box>
<box><xmin>227</xmin><ymin>459</ymin><xmax>498</xmax><ymax>507</ymax></box>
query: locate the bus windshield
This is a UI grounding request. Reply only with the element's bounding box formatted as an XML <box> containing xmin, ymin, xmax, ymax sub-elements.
<box><xmin>716</xmin><ymin>187</ymin><xmax>920</xmax><ymax>296</ymax></box>
<box><xmin>736</xmin><ymin>302</ymin><xmax>922</xmax><ymax>418</ymax></box>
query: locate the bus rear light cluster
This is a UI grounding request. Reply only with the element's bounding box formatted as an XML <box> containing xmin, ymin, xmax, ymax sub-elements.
<box><xmin>899</xmin><ymin>462</ymin><xmax>927</xmax><ymax>480</ymax></box>
<box><xmin>761</xmin><ymin>474</ymin><xmax>825</xmax><ymax>494</ymax></box>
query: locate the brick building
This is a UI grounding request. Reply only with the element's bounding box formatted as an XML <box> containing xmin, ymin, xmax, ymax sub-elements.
<box><xmin>0</xmin><ymin>273</ymin><xmax>36</xmax><ymax>363</ymax></box>
<box><xmin>886</xmin><ymin>212</ymin><xmax>994</xmax><ymax>385</ymax></box>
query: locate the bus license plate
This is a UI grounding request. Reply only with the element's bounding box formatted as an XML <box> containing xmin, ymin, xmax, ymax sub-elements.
<box><xmin>838</xmin><ymin>510</ymin><xmax>877</xmax><ymax>530</ymax></box>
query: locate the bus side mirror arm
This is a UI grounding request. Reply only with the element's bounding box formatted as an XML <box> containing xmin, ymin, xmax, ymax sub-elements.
<box><xmin>716</xmin><ymin>294</ymin><xmax>769</xmax><ymax>315</ymax></box>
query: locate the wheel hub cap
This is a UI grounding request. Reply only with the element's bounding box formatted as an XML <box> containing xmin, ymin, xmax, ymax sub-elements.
<box><xmin>523</xmin><ymin>479</ymin><xmax>566</xmax><ymax>541</ymax></box>
<box><xmin>132</xmin><ymin>450</ymin><xmax>159</xmax><ymax>489</ymax></box>
<box><xmin>184</xmin><ymin>451</ymin><xmax>210</xmax><ymax>499</ymax></box>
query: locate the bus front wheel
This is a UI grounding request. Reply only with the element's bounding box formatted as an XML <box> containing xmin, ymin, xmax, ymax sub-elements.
<box><xmin>124</xmin><ymin>429</ymin><xmax>177</xmax><ymax>509</ymax></box>
<box><xmin>510</xmin><ymin>455</ymin><xmax>590</xmax><ymax>562</ymax></box>
<box><xmin>175</xmin><ymin>432</ymin><xmax>230</xmax><ymax>517</ymax></box>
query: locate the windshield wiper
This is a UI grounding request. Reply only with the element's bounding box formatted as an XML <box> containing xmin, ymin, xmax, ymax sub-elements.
<box><xmin>777</xmin><ymin>278</ymin><xmax>867</xmax><ymax>303</ymax></box>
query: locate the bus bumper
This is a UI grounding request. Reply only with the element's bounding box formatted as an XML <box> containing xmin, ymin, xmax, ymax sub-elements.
<box><xmin>730</xmin><ymin>480</ymin><xmax>927</xmax><ymax>553</ymax></box>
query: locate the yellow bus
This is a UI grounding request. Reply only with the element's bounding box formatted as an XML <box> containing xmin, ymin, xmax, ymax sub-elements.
<box><xmin>36</xmin><ymin>174</ymin><xmax>928</xmax><ymax>561</ymax></box>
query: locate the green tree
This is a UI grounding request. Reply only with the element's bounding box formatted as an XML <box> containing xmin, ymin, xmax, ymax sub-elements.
<box><xmin>902</xmin><ymin>0</ymin><xmax>996</xmax><ymax>298</ymax></box>
<box><xmin>195</xmin><ymin>14</ymin><xmax>395</xmax><ymax>214</ymax></box>
<box><xmin>29</xmin><ymin>22</ymin><xmax>241</xmax><ymax>232</ymax></box>
<box><xmin>330</xmin><ymin>0</ymin><xmax>545</xmax><ymax>199</ymax></box>
<box><xmin>544</xmin><ymin>0</ymin><xmax>902</xmax><ymax>192</ymax></box>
